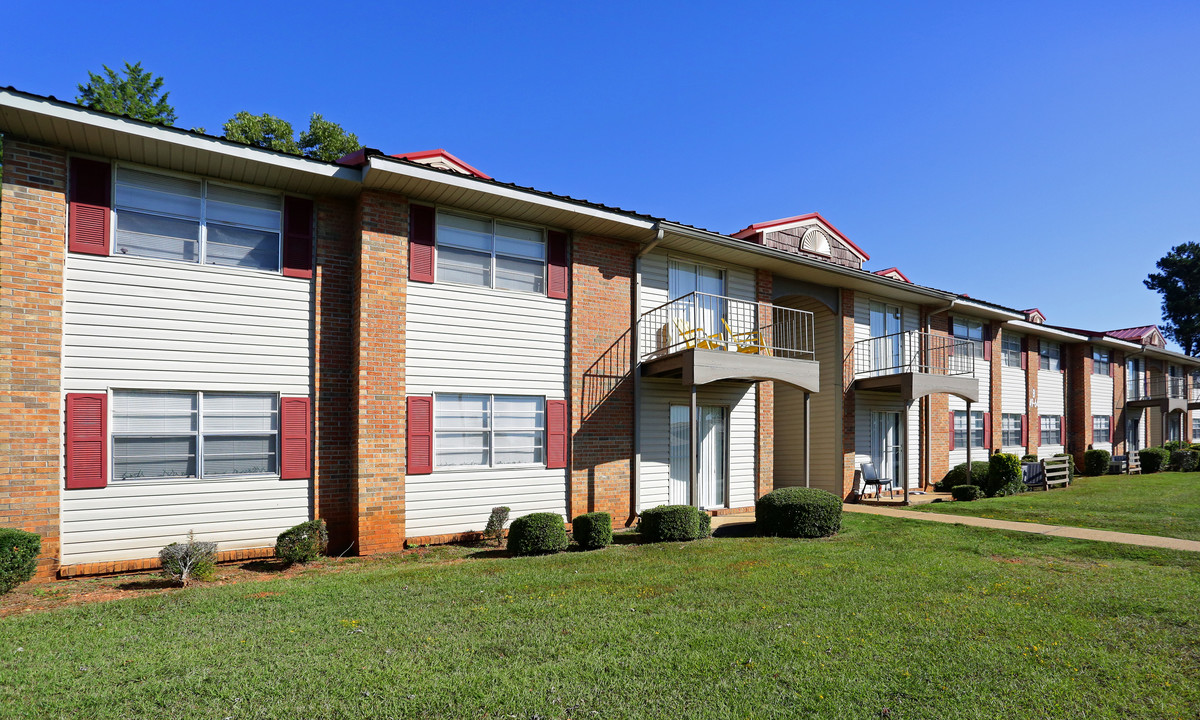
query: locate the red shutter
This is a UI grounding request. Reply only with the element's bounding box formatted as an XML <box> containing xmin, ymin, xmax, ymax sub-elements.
<box><xmin>1020</xmin><ymin>337</ymin><xmax>1028</xmax><ymax>370</ymax></box>
<box><xmin>280</xmin><ymin>397</ymin><xmax>312</xmax><ymax>479</ymax></box>
<box><xmin>983</xmin><ymin>412</ymin><xmax>992</xmax><ymax>449</ymax></box>
<box><xmin>282</xmin><ymin>196</ymin><xmax>314</xmax><ymax>279</ymax></box>
<box><xmin>409</xmin><ymin>205</ymin><xmax>436</xmax><ymax>283</ymax></box>
<box><xmin>65</xmin><ymin>393</ymin><xmax>107</xmax><ymax>489</ymax></box>
<box><xmin>406</xmin><ymin>396</ymin><xmax>434</xmax><ymax>474</ymax></box>
<box><xmin>546</xmin><ymin>230</ymin><xmax>569</xmax><ymax>299</ymax></box>
<box><xmin>948</xmin><ymin>411</ymin><xmax>956</xmax><ymax>451</ymax></box>
<box><xmin>68</xmin><ymin>158</ymin><xmax>111</xmax><ymax>256</ymax></box>
<box><xmin>1020</xmin><ymin>414</ymin><xmax>1028</xmax><ymax>446</ymax></box>
<box><xmin>546</xmin><ymin>399</ymin><xmax>569</xmax><ymax>469</ymax></box>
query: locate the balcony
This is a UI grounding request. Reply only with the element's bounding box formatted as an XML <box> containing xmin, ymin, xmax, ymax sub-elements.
<box><xmin>851</xmin><ymin>331</ymin><xmax>980</xmax><ymax>402</ymax></box>
<box><xmin>637</xmin><ymin>291</ymin><xmax>819</xmax><ymax>392</ymax></box>
<box><xmin>1127</xmin><ymin>375</ymin><xmax>1193</xmax><ymax>413</ymax></box>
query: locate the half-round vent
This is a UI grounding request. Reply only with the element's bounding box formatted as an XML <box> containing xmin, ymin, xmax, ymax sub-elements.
<box><xmin>801</xmin><ymin>227</ymin><xmax>831</xmax><ymax>255</ymax></box>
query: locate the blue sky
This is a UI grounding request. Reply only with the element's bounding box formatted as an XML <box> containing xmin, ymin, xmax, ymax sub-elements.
<box><xmin>6</xmin><ymin>1</ymin><xmax>1198</xmax><ymax>346</ymax></box>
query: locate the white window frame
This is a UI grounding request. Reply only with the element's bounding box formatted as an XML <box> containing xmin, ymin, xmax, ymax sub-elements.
<box><xmin>109</xmin><ymin>389</ymin><xmax>281</xmax><ymax>482</ymax></box>
<box><xmin>433</xmin><ymin>209</ymin><xmax>548</xmax><ymax>294</ymax></box>
<box><xmin>954</xmin><ymin>410</ymin><xmax>986</xmax><ymax>449</ymax></box>
<box><xmin>432</xmin><ymin>393</ymin><xmax>546</xmax><ymax>471</ymax></box>
<box><xmin>952</xmin><ymin>318</ymin><xmax>986</xmax><ymax>360</ymax></box>
<box><xmin>1193</xmin><ymin>416</ymin><xmax>1200</xmax><ymax>442</ymax></box>
<box><xmin>1040</xmin><ymin>415</ymin><xmax>1062</xmax><ymax>446</ymax></box>
<box><xmin>111</xmin><ymin>163</ymin><xmax>285</xmax><ymax>274</ymax></box>
<box><xmin>1001</xmin><ymin>333</ymin><xmax>1022</xmax><ymax>368</ymax></box>
<box><xmin>1001</xmin><ymin>413</ymin><xmax>1022</xmax><ymax>447</ymax></box>
<box><xmin>1092</xmin><ymin>415</ymin><xmax>1110</xmax><ymax>443</ymax></box>
<box><xmin>1039</xmin><ymin>341</ymin><xmax>1062</xmax><ymax>371</ymax></box>
<box><xmin>1092</xmin><ymin>347</ymin><xmax>1110</xmax><ymax>376</ymax></box>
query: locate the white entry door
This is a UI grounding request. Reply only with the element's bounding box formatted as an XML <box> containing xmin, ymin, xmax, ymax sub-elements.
<box><xmin>871</xmin><ymin>411</ymin><xmax>903</xmax><ymax>488</ymax></box>
<box><xmin>668</xmin><ymin>404</ymin><xmax>728</xmax><ymax>508</ymax></box>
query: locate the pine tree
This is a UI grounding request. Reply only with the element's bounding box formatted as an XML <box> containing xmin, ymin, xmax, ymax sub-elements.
<box><xmin>76</xmin><ymin>62</ymin><xmax>177</xmax><ymax>125</ymax></box>
<box><xmin>1145</xmin><ymin>242</ymin><xmax>1200</xmax><ymax>356</ymax></box>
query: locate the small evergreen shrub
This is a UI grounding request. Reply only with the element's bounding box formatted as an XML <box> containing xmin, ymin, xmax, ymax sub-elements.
<box><xmin>1021</xmin><ymin>454</ymin><xmax>1038</xmax><ymax>464</ymax></box>
<box><xmin>1139</xmin><ymin>447</ymin><xmax>1170</xmax><ymax>474</ymax></box>
<box><xmin>637</xmin><ymin>505</ymin><xmax>708</xmax><ymax>542</ymax></box>
<box><xmin>755</xmin><ymin>487</ymin><xmax>842</xmax><ymax>538</ymax></box>
<box><xmin>932</xmin><ymin>479</ymin><xmax>947</xmax><ymax>492</ymax></box>
<box><xmin>1169</xmin><ymin>449</ymin><xmax>1198</xmax><ymax>473</ymax></box>
<box><xmin>1163</xmin><ymin>440</ymin><xmax>1187</xmax><ymax>452</ymax></box>
<box><xmin>507</xmin><ymin>513</ymin><xmax>568</xmax><ymax>556</ymax></box>
<box><xmin>483</xmin><ymin>506</ymin><xmax>511</xmax><ymax>546</ymax></box>
<box><xmin>571</xmin><ymin>511</ymin><xmax>613</xmax><ymax>550</ymax></box>
<box><xmin>951</xmin><ymin>484</ymin><xmax>983</xmax><ymax>501</ymax></box>
<box><xmin>984</xmin><ymin>453</ymin><xmax>1024</xmax><ymax>497</ymax></box>
<box><xmin>275</xmin><ymin>519</ymin><xmax>328</xmax><ymax>564</ymax></box>
<box><xmin>942</xmin><ymin>461</ymin><xmax>989</xmax><ymax>490</ymax></box>
<box><xmin>1083</xmin><ymin>449</ymin><xmax>1112</xmax><ymax>477</ymax></box>
<box><xmin>159</xmin><ymin>532</ymin><xmax>217</xmax><ymax>586</ymax></box>
<box><xmin>0</xmin><ymin>528</ymin><xmax>41</xmax><ymax>595</ymax></box>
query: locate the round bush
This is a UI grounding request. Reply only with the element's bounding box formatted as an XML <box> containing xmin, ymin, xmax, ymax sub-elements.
<box><xmin>275</xmin><ymin>519</ymin><xmax>329</xmax><ymax>564</ymax></box>
<box><xmin>0</xmin><ymin>528</ymin><xmax>41</xmax><ymax>595</ymax></box>
<box><xmin>1083</xmin><ymin>449</ymin><xmax>1112</xmax><ymax>477</ymax></box>
<box><xmin>942</xmin><ymin>461</ymin><xmax>989</xmax><ymax>490</ymax></box>
<box><xmin>755</xmin><ymin>487</ymin><xmax>842</xmax><ymax>538</ymax></box>
<box><xmin>951</xmin><ymin>484</ymin><xmax>983</xmax><ymax>502</ymax></box>
<box><xmin>1139</xmin><ymin>447</ymin><xmax>1170</xmax><ymax>474</ymax></box>
<box><xmin>984</xmin><ymin>453</ymin><xmax>1023</xmax><ymax>497</ymax></box>
<box><xmin>637</xmin><ymin>505</ymin><xmax>707</xmax><ymax>542</ymax></box>
<box><xmin>1169</xmin><ymin>449</ymin><xmax>1198</xmax><ymax>473</ymax></box>
<box><xmin>507</xmin><ymin>513</ymin><xmax>569</xmax><ymax>556</ymax></box>
<box><xmin>571</xmin><ymin>511</ymin><xmax>613</xmax><ymax>550</ymax></box>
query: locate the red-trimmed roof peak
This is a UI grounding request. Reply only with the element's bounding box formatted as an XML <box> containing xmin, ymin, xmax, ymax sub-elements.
<box><xmin>872</xmin><ymin>267</ymin><xmax>911</xmax><ymax>283</ymax></box>
<box><xmin>731</xmin><ymin>211</ymin><xmax>870</xmax><ymax>261</ymax></box>
<box><xmin>389</xmin><ymin>148</ymin><xmax>491</xmax><ymax>179</ymax></box>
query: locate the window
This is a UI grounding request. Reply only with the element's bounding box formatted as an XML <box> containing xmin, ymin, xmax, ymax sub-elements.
<box><xmin>114</xmin><ymin>167</ymin><xmax>282</xmax><ymax>271</ymax></box>
<box><xmin>1168</xmin><ymin>415</ymin><xmax>1181</xmax><ymax>443</ymax></box>
<box><xmin>1039</xmin><ymin>341</ymin><xmax>1062</xmax><ymax>371</ymax></box>
<box><xmin>1092</xmin><ymin>415</ymin><xmax>1110</xmax><ymax>444</ymax></box>
<box><xmin>1193</xmin><ymin>416</ymin><xmax>1200</xmax><ymax>442</ymax></box>
<box><xmin>433</xmin><ymin>394</ymin><xmax>545</xmax><ymax>468</ymax></box>
<box><xmin>1040</xmin><ymin>415</ymin><xmax>1062</xmax><ymax>445</ymax></box>
<box><xmin>112</xmin><ymin>391</ymin><xmax>278</xmax><ymax>480</ymax></box>
<box><xmin>1001</xmin><ymin>413</ymin><xmax>1023</xmax><ymax>447</ymax></box>
<box><xmin>954</xmin><ymin>410</ymin><xmax>986</xmax><ymax>448</ymax></box>
<box><xmin>436</xmin><ymin>211</ymin><xmax>546</xmax><ymax>292</ymax></box>
<box><xmin>952</xmin><ymin>318</ymin><xmax>986</xmax><ymax>359</ymax></box>
<box><xmin>1092</xmin><ymin>347</ymin><xmax>1110</xmax><ymax>376</ymax></box>
<box><xmin>1001</xmin><ymin>334</ymin><xmax>1022</xmax><ymax>368</ymax></box>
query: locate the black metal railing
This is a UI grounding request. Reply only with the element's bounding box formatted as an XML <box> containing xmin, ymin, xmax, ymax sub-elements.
<box><xmin>1127</xmin><ymin>375</ymin><xmax>1192</xmax><ymax>402</ymax></box>
<box><xmin>853</xmin><ymin>330</ymin><xmax>976</xmax><ymax>378</ymax></box>
<box><xmin>637</xmin><ymin>291</ymin><xmax>816</xmax><ymax>362</ymax></box>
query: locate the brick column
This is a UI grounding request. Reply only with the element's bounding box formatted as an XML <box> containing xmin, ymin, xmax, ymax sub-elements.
<box><xmin>313</xmin><ymin>196</ymin><xmax>357</xmax><ymax>554</ymax></box>
<box><xmin>0</xmin><ymin>140</ymin><xmax>68</xmax><ymax>579</ymax></box>
<box><xmin>755</xmin><ymin>269</ymin><xmax>774</xmax><ymax>499</ymax></box>
<box><xmin>570</xmin><ymin>235</ymin><xmax>636</xmax><ymax>525</ymax></box>
<box><xmin>353</xmin><ymin>190</ymin><xmax>408</xmax><ymax>554</ymax></box>
<box><xmin>840</xmin><ymin>288</ymin><xmax>856</xmax><ymax>497</ymax></box>
<box><xmin>1067</xmin><ymin>345</ymin><xmax>1092</xmax><ymax>467</ymax></box>
<box><xmin>1112</xmin><ymin>351</ymin><xmax>1127</xmax><ymax>456</ymax></box>
<box><xmin>1025</xmin><ymin>337</ymin><xmax>1039</xmax><ymax>457</ymax></box>
<box><xmin>927</xmin><ymin>312</ymin><xmax>951</xmax><ymax>481</ymax></box>
<box><xmin>989</xmin><ymin>322</ymin><xmax>1003</xmax><ymax>450</ymax></box>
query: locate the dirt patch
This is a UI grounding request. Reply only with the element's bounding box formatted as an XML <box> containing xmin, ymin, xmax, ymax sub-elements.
<box><xmin>990</xmin><ymin>555</ymin><xmax>1024</xmax><ymax>564</ymax></box>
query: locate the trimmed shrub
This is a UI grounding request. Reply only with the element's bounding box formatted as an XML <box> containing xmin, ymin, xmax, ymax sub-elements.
<box><xmin>571</xmin><ymin>511</ymin><xmax>613</xmax><ymax>550</ymax></box>
<box><xmin>507</xmin><ymin>513</ymin><xmax>569</xmax><ymax>556</ymax></box>
<box><xmin>275</xmin><ymin>519</ymin><xmax>328</xmax><ymax>565</ymax></box>
<box><xmin>984</xmin><ymin>453</ymin><xmax>1024</xmax><ymax>497</ymax></box>
<box><xmin>951</xmin><ymin>484</ymin><xmax>983</xmax><ymax>502</ymax></box>
<box><xmin>1163</xmin><ymin>440</ymin><xmax>1187</xmax><ymax>452</ymax></box>
<box><xmin>942</xmin><ymin>461</ymin><xmax>989</xmax><ymax>490</ymax></box>
<box><xmin>1169</xmin><ymin>449</ymin><xmax>1199</xmax><ymax>473</ymax></box>
<box><xmin>1083</xmin><ymin>449</ymin><xmax>1112</xmax><ymax>477</ymax></box>
<box><xmin>755</xmin><ymin>487</ymin><xmax>842</xmax><ymax>538</ymax></box>
<box><xmin>159</xmin><ymin>532</ymin><xmax>217</xmax><ymax>586</ymax></box>
<box><xmin>698</xmin><ymin>511</ymin><xmax>712</xmax><ymax>539</ymax></box>
<box><xmin>0</xmin><ymin>528</ymin><xmax>41</xmax><ymax>595</ymax></box>
<box><xmin>637</xmin><ymin>505</ymin><xmax>708</xmax><ymax>542</ymax></box>
<box><xmin>483</xmin><ymin>506</ymin><xmax>511</xmax><ymax>546</ymax></box>
<box><xmin>1021</xmin><ymin>454</ymin><xmax>1039</xmax><ymax>464</ymax></box>
<box><xmin>1139</xmin><ymin>447</ymin><xmax>1170</xmax><ymax>474</ymax></box>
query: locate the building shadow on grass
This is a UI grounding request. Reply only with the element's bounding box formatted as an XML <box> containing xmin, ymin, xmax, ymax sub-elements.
<box><xmin>115</xmin><ymin>577</ymin><xmax>178</xmax><ymax>591</ymax></box>
<box><xmin>240</xmin><ymin>559</ymin><xmax>291</xmax><ymax>573</ymax></box>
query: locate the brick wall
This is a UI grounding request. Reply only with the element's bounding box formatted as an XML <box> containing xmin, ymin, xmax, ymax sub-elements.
<box><xmin>1025</xmin><ymin>336</ymin><xmax>1039</xmax><ymax>457</ymax></box>
<box><xmin>755</xmin><ymin>269</ymin><xmax>774</xmax><ymax>498</ymax></box>
<box><xmin>1112</xmin><ymin>351</ymin><xmax>1127</xmax><ymax>455</ymax></box>
<box><xmin>927</xmin><ymin>311</ymin><xmax>951</xmax><ymax>482</ymax></box>
<box><xmin>840</xmin><ymin>288</ymin><xmax>856</xmax><ymax>497</ymax></box>
<box><xmin>313</xmin><ymin>196</ymin><xmax>357</xmax><ymax>554</ymax></box>
<box><xmin>1067</xmin><ymin>344</ymin><xmax>1092</xmax><ymax>467</ymax></box>
<box><xmin>0</xmin><ymin>140</ymin><xmax>67</xmax><ymax>579</ymax></box>
<box><xmin>570</xmin><ymin>234</ymin><xmax>636</xmax><ymax>525</ymax></box>
<box><xmin>352</xmin><ymin>190</ymin><xmax>408</xmax><ymax>554</ymax></box>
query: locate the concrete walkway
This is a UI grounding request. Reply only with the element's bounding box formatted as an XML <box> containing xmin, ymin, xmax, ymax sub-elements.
<box><xmin>714</xmin><ymin>505</ymin><xmax>1200</xmax><ymax>553</ymax></box>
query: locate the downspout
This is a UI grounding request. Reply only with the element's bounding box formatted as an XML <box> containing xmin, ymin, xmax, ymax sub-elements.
<box><xmin>631</xmin><ymin>224</ymin><xmax>663</xmax><ymax>519</ymax></box>
<box><xmin>924</xmin><ymin>298</ymin><xmax>959</xmax><ymax>489</ymax></box>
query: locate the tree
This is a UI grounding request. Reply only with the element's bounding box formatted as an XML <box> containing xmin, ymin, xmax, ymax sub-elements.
<box><xmin>223</xmin><ymin>111</ymin><xmax>360</xmax><ymax>161</ymax></box>
<box><xmin>76</xmin><ymin>62</ymin><xmax>176</xmax><ymax>125</ymax></box>
<box><xmin>1144</xmin><ymin>242</ymin><xmax>1200</xmax><ymax>356</ymax></box>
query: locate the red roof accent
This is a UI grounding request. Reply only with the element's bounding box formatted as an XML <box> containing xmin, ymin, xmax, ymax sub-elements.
<box><xmin>1023</xmin><ymin>308</ymin><xmax>1046</xmax><ymax>323</ymax></box>
<box><xmin>872</xmin><ymin>267</ymin><xmax>911</xmax><ymax>283</ymax></box>
<box><xmin>731</xmin><ymin>212</ymin><xmax>870</xmax><ymax>261</ymax></box>
<box><xmin>390</xmin><ymin>149</ymin><xmax>491</xmax><ymax>179</ymax></box>
<box><xmin>1105</xmin><ymin>325</ymin><xmax>1160</xmax><ymax>341</ymax></box>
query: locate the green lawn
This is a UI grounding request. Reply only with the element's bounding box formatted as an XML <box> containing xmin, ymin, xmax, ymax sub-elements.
<box><xmin>915</xmin><ymin>472</ymin><xmax>1200</xmax><ymax>540</ymax></box>
<box><xmin>2</xmin><ymin>514</ymin><xmax>1198</xmax><ymax>719</ymax></box>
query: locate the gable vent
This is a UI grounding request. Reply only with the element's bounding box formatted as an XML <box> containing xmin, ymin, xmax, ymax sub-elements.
<box><xmin>801</xmin><ymin>227</ymin><xmax>830</xmax><ymax>255</ymax></box>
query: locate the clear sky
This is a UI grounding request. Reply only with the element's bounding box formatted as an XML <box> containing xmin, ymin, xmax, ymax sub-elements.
<box><xmin>5</xmin><ymin>1</ymin><xmax>1198</xmax><ymax>346</ymax></box>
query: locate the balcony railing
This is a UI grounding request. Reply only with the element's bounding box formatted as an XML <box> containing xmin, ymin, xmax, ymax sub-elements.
<box><xmin>853</xmin><ymin>331</ymin><xmax>976</xmax><ymax>379</ymax></box>
<box><xmin>1127</xmin><ymin>375</ymin><xmax>1192</xmax><ymax>402</ymax></box>
<box><xmin>638</xmin><ymin>291</ymin><xmax>815</xmax><ymax>362</ymax></box>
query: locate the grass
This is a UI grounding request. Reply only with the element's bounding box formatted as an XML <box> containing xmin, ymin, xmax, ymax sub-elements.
<box><xmin>915</xmin><ymin>472</ymin><xmax>1200</xmax><ymax>540</ymax></box>
<box><xmin>1</xmin><ymin>514</ymin><xmax>1198</xmax><ymax>719</ymax></box>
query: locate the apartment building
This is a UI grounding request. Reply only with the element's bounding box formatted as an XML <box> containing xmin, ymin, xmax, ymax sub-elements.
<box><xmin>1</xmin><ymin>87</ymin><xmax>1197</xmax><ymax>579</ymax></box>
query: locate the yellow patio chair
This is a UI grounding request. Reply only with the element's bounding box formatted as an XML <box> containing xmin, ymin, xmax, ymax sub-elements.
<box><xmin>722</xmin><ymin>318</ymin><xmax>771</xmax><ymax>356</ymax></box>
<box><xmin>672</xmin><ymin>317</ymin><xmax>723</xmax><ymax>350</ymax></box>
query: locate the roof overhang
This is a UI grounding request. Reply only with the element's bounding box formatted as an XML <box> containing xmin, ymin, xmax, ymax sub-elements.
<box><xmin>1004</xmin><ymin>319</ymin><xmax>1088</xmax><ymax>341</ymax></box>
<box><xmin>950</xmin><ymin>299</ymin><xmax>1025</xmax><ymax>322</ymax></box>
<box><xmin>0</xmin><ymin>87</ymin><xmax>362</xmax><ymax>197</ymax></box>
<box><xmin>1139</xmin><ymin>345</ymin><xmax>1200</xmax><ymax>367</ymax></box>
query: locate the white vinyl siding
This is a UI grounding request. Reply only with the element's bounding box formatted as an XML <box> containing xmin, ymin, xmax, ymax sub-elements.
<box><xmin>1090</xmin><ymin>371</ymin><xmax>1114</xmax><ymax>432</ymax></box>
<box><xmin>639</xmin><ymin>249</ymin><xmax>756</xmax><ymax>316</ymax></box>
<box><xmin>1036</xmin><ymin>361</ymin><xmax>1066</xmax><ymax>458</ymax></box>
<box><xmin>853</xmin><ymin>391</ymin><xmax>920</xmax><ymax>491</ymax></box>
<box><xmin>639</xmin><ymin>379</ymin><xmax>757</xmax><ymax>511</ymax></box>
